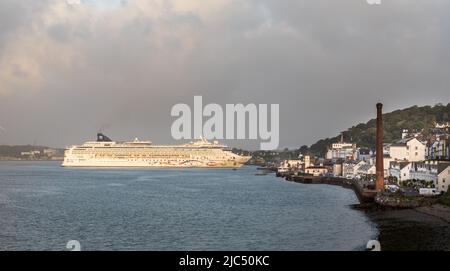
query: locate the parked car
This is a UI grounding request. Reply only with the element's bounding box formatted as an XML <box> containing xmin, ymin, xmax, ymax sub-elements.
<box><xmin>419</xmin><ymin>188</ymin><xmax>440</xmax><ymax>196</ymax></box>
<box><xmin>385</xmin><ymin>185</ymin><xmax>400</xmax><ymax>193</ymax></box>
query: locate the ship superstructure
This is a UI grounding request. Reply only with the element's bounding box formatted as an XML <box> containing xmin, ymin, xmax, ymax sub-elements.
<box><xmin>62</xmin><ymin>134</ymin><xmax>251</xmax><ymax>168</ymax></box>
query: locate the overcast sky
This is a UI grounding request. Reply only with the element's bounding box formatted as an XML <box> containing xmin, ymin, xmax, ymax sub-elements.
<box><xmin>0</xmin><ymin>0</ymin><xmax>449</xmax><ymax>149</ymax></box>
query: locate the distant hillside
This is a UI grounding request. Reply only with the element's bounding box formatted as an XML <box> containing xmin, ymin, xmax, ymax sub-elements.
<box><xmin>309</xmin><ymin>103</ymin><xmax>450</xmax><ymax>157</ymax></box>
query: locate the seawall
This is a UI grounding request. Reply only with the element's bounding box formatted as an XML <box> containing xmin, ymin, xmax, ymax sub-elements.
<box><xmin>283</xmin><ymin>175</ymin><xmax>377</xmax><ymax>203</ymax></box>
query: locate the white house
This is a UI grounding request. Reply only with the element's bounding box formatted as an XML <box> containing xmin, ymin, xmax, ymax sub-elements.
<box><xmin>408</xmin><ymin>161</ymin><xmax>450</xmax><ymax>193</ymax></box>
<box><xmin>280</xmin><ymin>159</ymin><xmax>302</xmax><ymax>169</ymax></box>
<box><xmin>343</xmin><ymin>160</ymin><xmax>367</xmax><ymax>179</ymax></box>
<box><xmin>305</xmin><ymin>166</ymin><xmax>328</xmax><ymax>176</ymax></box>
<box><xmin>356</xmin><ymin>148</ymin><xmax>372</xmax><ymax>162</ymax></box>
<box><xmin>279</xmin><ymin>156</ymin><xmax>312</xmax><ymax>172</ymax></box>
<box><xmin>332</xmin><ymin>163</ymin><xmax>343</xmax><ymax>177</ymax></box>
<box><xmin>383</xmin><ymin>156</ymin><xmax>395</xmax><ymax>177</ymax></box>
<box><xmin>385</xmin><ymin>138</ymin><xmax>426</xmax><ymax>162</ymax></box>
<box><xmin>437</xmin><ymin>162</ymin><xmax>450</xmax><ymax>193</ymax></box>
<box><xmin>435</xmin><ymin>122</ymin><xmax>450</xmax><ymax>130</ymax></box>
<box><xmin>389</xmin><ymin>161</ymin><xmax>412</xmax><ymax>182</ymax></box>
<box><xmin>409</xmin><ymin>162</ymin><xmax>438</xmax><ymax>183</ymax></box>
<box><xmin>427</xmin><ymin>137</ymin><xmax>450</xmax><ymax>160</ymax></box>
<box><xmin>326</xmin><ymin>141</ymin><xmax>356</xmax><ymax>160</ymax></box>
<box><xmin>356</xmin><ymin>164</ymin><xmax>376</xmax><ymax>176</ymax></box>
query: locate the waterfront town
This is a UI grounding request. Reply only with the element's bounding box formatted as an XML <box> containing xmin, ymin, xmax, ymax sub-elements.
<box><xmin>274</xmin><ymin>122</ymin><xmax>450</xmax><ymax>195</ymax></box>
<box><xmin>248</xmin><ymin>124</ymin><xmax>450</xmax><ymax>214</ymax></box>
<box><xmin>246</xmin><ymin>104</ymin><xmax>450</xmax><ymax>208</ymax></box>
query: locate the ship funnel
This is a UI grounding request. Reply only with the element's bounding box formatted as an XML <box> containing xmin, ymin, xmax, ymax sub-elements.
<box><xmin>97</xmin><ymin>133</ymin><xmax>112</xmax><ymax>142</ymax></box>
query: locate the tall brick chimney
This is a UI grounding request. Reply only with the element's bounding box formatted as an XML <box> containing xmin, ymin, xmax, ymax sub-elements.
<box><xmin>375</xmin><ymin>103</ymin><xmax>384</xmax><ymax>191</ymax></box>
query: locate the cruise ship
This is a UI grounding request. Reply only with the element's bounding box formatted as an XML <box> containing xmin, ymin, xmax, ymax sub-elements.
<box><xmin>62</xmin><ymin>134</ymin><xmax>251</xmax><ymax>168</ymax></box>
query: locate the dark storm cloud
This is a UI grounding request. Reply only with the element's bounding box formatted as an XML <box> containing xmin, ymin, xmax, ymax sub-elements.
<box><xmin>0</xmin><ymin>0</ymin><xmax>449</xmax><ymax>149</ymax></box>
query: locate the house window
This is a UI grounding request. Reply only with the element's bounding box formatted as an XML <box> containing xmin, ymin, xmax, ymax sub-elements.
<box><xmin>415</xmin><ymin>152</ymin><xmax>418</xmax><ymax>156</ymax></box>
<box><xmin>415</xmin><ymin>146</ymin><xmax>418</xmax><ymax>150</ymax></box>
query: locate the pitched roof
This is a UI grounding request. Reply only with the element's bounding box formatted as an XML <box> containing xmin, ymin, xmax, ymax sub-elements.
<box><xmin>437</xmin><ymin>162</ymin><xmax>450</xmax><ymax>175</ymax></box>
<box><xmin>389</xmin><ymin>142</ymin><xmax>407</xmax><ymax>147</ymax></box>
<box><xmin>359</xmin><ymin>164</ymin><xmax>375</xmax><ymax>171</ymax></box>
<box><xmin>398</xmin><ymin>162</ymin><xmax>411</xmax><ymax>170</ymax></box>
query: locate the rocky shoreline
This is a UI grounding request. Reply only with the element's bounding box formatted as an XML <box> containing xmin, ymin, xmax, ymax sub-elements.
<box><xmin>359</xmin><ymin>204</ymin><xmax>450</xmax><ymax>251</ymax></box>
<box><xmin>414</xmin><ymin>204</ymin><xmax>450</xmax><ymax>223</ymax></box>
<box><xmin>276</xmin><ymin>172</ymin><xmax>450</xmax><ymax>250</ymax></box>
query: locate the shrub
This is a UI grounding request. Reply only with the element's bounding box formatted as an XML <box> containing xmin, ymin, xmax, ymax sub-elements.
<box><xmin>438</xmin><ymin>190</ymin><xmax>450</xmax><ymax>207</ymax></box>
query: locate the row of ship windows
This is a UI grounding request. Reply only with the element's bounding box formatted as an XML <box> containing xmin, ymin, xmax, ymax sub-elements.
<box><xmin>73</xmin><ymin>156</ymin><xmax>235</xmax><ymax>160</ymax></box>
<box><xmin>72</xmin><ymin>151</ymin><xmax>227</xmax><ymax>157</ymax></box>
<box><xmin>71</xmin><ymin>150</ymin><xmax>218</xmax><ymax>154</ymax></box>
<box><xmin>74</xmin><ymin>148</ymin><xmax>221</xmax><ymax>152</ymax></box>
<box><xmin>71</xmin><ymin>153</ymin><xmax>225</xmax><ymax>157</ymax></box>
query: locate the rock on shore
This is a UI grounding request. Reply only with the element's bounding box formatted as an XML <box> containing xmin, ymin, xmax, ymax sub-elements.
<box><xmin>375</xmin><ymin>192</ymin><xmax>437</xmax><ymax>208</ymax></box>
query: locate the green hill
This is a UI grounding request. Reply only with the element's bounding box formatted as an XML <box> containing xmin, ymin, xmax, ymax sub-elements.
<box><xmin>308</xmin><ymin>103</ymin><xmax>450</xmax><ymax>157</ymax></box>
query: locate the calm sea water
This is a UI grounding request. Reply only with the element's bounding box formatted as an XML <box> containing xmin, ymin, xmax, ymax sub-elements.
<box><xmin>0</xmin><ymin>161</ymin><xmax>377</xmax><ymax>251</ymax></box>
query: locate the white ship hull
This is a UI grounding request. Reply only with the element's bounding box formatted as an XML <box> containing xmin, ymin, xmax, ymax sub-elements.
<box><xmin>62</xmin><ymin>158</ymin><xmax>247</xmax><ymax>168</ymax></box>
<box><xmin>62</xmin><ymin>134</ymin><xmax>251</xmax><ymax>169</ymax></box>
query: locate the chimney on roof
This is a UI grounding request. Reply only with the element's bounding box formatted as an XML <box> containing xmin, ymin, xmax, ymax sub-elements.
<box><xmin>375</xmin><ymin>103</ymin><xmax>384</xmax><ymax>191</ymax></box>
